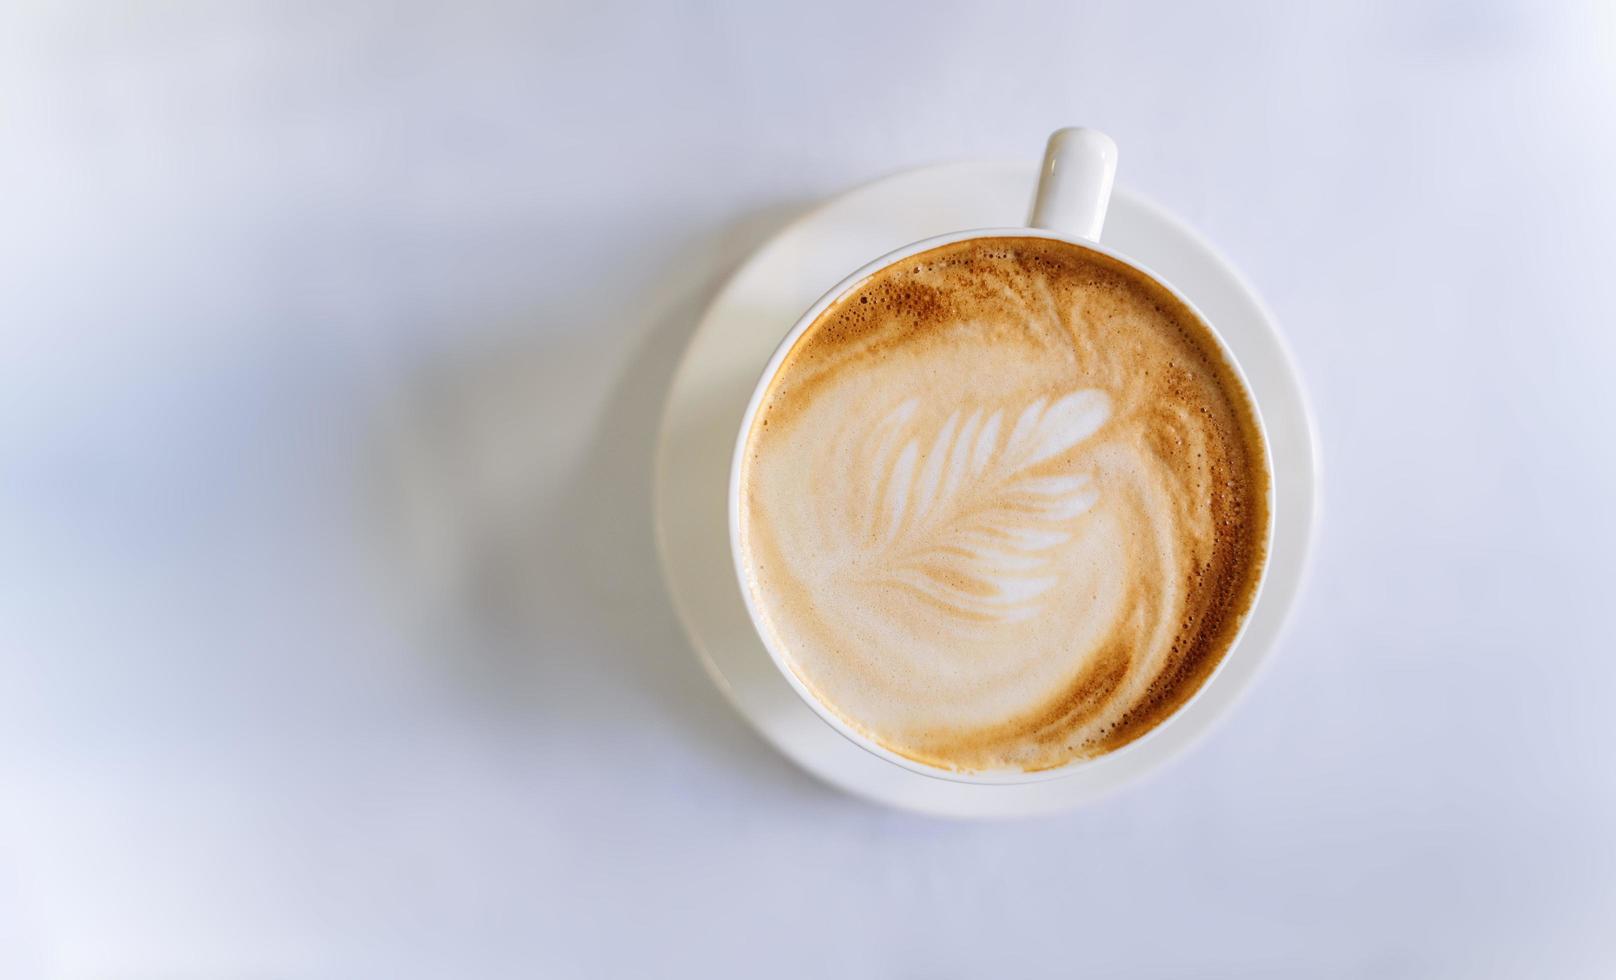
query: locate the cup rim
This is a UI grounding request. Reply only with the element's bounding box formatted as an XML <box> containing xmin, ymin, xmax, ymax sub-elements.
<box><xmin>727</xmin><ymin>226</ymin><xmax>1277</xmax><ymax>785</ymax></box>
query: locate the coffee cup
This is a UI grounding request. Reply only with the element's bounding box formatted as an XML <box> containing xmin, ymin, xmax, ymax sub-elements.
<box><xmin>728</xmin><ymin>128</ymin><xmax>1274</xmax><ymax>783</ymax></box>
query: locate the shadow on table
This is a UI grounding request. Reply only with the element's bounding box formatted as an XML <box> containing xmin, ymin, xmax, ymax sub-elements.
<box><xmin>368</xmin><ymin>202</ymin><xmax>847</xmax><ymax>807</ymax></box>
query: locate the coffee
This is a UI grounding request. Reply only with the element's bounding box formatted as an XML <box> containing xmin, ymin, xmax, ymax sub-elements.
<box><xmin>736</xmin><ymin>236</ymin><xmax>1270</xmax><ymax>773</ymax></box>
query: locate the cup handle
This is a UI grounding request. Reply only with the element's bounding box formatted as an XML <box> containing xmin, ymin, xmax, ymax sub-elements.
<box><xmin>1027</xmin><ymin>127</ymin><xmax>1118</xmax><ymax>243</ymax></box>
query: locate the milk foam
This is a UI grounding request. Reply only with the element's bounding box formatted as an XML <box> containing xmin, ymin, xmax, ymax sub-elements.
<box><xmin>739</xmin><ymin>237</ymin><xmax>1268</xmax><ymax>772</ymax></box>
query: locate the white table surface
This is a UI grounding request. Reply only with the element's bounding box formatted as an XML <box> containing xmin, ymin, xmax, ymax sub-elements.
<box><xmin>3</xmin><ymin>2</ymin><xmax>1614</xmax><ymax>977</ymax></box>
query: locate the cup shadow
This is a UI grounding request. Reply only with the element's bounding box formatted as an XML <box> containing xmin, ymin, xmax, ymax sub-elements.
<box><xmin>368</xmin><ymin>202</ymin><xmax>837</xmax><ymax>803</ymax></box>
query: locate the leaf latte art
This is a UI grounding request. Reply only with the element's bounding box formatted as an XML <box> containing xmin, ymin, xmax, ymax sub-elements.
<box><xmin>853</xmin><ymin>391</ymin><xmax>1110</xmax><ymax>624</ymax></box>
<box><xmin>739</xmin><ymin>237</ymin><xmax>1270</xmax><ymax>772</ymax></box>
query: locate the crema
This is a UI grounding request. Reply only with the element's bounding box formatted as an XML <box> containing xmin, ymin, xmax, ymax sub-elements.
<box><xmin>737</xmin><ymin>237</ymin><xmax>1270</xmax><ymax>772</ymax></box>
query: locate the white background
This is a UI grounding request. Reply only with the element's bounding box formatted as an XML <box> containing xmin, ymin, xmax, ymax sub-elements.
<box><xmin>4</xmin><ymin>2</ymin><xmax>1615</xmax><ymax>977</ymax></box>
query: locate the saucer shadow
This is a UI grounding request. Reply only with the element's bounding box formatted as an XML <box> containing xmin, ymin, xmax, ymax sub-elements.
<box><xmin>369</xmin><ymin>202</ymin><xmax>839</xmax><ymax>804</ymax></box>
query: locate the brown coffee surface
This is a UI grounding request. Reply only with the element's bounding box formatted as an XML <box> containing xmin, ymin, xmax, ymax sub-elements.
<box><xmin>737</xmin><ymin>236</ymin><xmax>1270</xmax><ymax>772</ymax></box>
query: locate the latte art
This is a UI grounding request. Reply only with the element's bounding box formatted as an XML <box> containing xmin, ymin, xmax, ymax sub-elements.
<box><xmin>739</xmin><ymin>237</ymin><xmax>1269</xmax><ymax>772</ymax></box>
<box><xmin>843</xmin><ymin>390</ymin><xmax>1110</xmax><ymax>625</ymax></box>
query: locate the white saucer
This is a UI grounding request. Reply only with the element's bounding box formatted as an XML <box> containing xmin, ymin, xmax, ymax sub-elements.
<box><xmin>654</xmin><ymin>162</ymin><xmax>1319</xmax><ymax>818</ymax></box>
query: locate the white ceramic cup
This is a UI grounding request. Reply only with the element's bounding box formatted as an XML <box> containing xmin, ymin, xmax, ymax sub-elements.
<box><xmin>728</xmin><ymin>127</ymin><xmax>1274</xmax><ymax>784</ymax></box>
